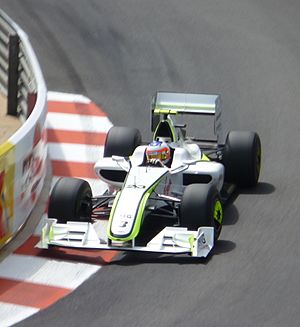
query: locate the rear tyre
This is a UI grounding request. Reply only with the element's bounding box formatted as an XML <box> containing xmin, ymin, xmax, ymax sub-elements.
<box><xmin>48</xmin><ymin>178</ymin><xmax>92</xmax><ymax>224</ymax></box>
<box><xmin>180</xmin><ymin>184</ymin><xmax>223</xmax><ymax>240</ymax></box>
<box><xmin>104</xmin><ymin>126</ymin><xmax>142</xmax><ymax>157</ymax></box>
<box><xmin>222</xmin><ymin>131</ymin><xmax>261</xmax><ymax>187</ymax></box>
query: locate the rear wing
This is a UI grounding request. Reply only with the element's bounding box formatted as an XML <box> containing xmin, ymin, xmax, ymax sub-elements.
<box><xmin>151</xmin><ymin>92</ymin><xmax>223</xmax><ymax>144</ymax></box>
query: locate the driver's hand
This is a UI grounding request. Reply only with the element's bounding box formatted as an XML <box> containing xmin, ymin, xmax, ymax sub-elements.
<box><xmin>148</xmin><ymin>158</ymin><xmax>164</xmax><ymax>167</ymax></box>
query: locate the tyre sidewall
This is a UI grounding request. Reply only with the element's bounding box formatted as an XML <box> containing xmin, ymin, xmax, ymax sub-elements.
<box><xmin>222</xmin><ymin>131</ymin><xmax>261</xmax><ymax>187</ymax></box>
<box><xmin>48</xmin><ymin>178</ymin><xmax>92</xmax><ymax>223</ymax></box>
<box><xmin>104</xmin><ymin>126</ymin><xmax>142</xmax><ymax>157</ymax></box>
<box><xmin>180</xmin><ymin>184</ymin><xmax>223</xmax><ymax>239</ymax></box>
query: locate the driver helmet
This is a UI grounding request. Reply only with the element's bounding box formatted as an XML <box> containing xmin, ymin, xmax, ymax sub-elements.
<box><xmin>146</xmin><ymin>141</ymin><xmax>171</xmax><ymax>164</ymax></box>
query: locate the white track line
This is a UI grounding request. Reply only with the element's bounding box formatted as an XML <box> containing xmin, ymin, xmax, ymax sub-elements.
<box><xmin>0</xmin><ymin>302</ymin><xmax>39</xmax><ymax>327</ymax></box>
<box><xmin>47</xmin><ymin>91</ymin><xmax>91</xmax><ymax>104</ymax></box>
<box><xmin>47</xmin><ymin>113</ymin><xmax>112</xmax><ymax>133</ymax></box>
<box><xmin>48</xmin><ymin>143</ymin><xmax>104</xmax><ymax>163</ymax></box>
<box><xmin>0</xmin><ymin>254</ymin><xmax>100</xmax><ymax>289</ymax></box>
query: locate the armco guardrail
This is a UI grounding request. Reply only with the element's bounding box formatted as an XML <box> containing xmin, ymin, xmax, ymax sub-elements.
<box><xmin>0</xmin><ymin>11</ymin><xmax>37</xmax><ymax>119</ymax></box>
<box><xmin>0</xmin><ymin>10</ymin><xmax>47</xmax><ymax>247</ymax></box>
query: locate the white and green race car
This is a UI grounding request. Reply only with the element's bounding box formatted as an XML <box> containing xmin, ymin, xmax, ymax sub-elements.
<box><xmin>40</xmin><ymin>92</ymin><xmax>261</xmax><ymax>258</ymax></box>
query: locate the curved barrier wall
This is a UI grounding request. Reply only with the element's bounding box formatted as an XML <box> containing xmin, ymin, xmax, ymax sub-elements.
<box><xmin>0</xmin><ymin>10</ymin><xmax>47</xmax><ymax>247</ymax></box>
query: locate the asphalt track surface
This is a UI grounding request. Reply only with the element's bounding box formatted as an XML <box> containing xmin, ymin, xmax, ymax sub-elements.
<box><xmin>0</xmin><ymin>1</ymin><xmax>299</xmax><ymax>326</ymax></box>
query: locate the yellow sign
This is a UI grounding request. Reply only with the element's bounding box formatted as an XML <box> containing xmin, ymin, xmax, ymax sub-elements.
<box><xmin>0</xmin><ymin>141</ymin><xmax>15</xmax><ymax>245</ymax></box>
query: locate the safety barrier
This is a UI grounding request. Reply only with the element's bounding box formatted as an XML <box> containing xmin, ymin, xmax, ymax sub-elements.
<box><xmin>0</xmin><ymin>10</ymin><xmax>48</xmax><ymax>247</ymax></box>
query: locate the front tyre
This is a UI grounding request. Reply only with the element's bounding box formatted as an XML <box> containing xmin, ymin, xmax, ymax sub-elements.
<box><xmin>180</xmin><ymin>184</ymin><xmax>223</xmax><ymax>240</ymax></box>
<box><xmin>222</xmin><ymin>131</ymin><xmax>261</xmax><ymax>187</ymax></box>
<box><xmin>48</xmin><ymin>178</ymin><xmax>92</xmax><ymax>224</ymax></box>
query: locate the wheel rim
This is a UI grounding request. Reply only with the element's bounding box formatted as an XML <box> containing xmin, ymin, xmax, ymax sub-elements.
<box><xmin>78</xmin><ymin>193</ymin><xmax>92</xmax><ymax>220</ymax></box>
<box><xmin>213</xmin><ymin>199</ymin><xmax>223</xmax><ymax>236</ymax></box>
<box><xmin>213</xmin><ymin>200</ymin><xmax>223</xmax><ymax>224</ymax></box>
<box><xmin>255</xmin><ymin>140</ymin><xmax>261</xmax><ymax>182</ymax></box>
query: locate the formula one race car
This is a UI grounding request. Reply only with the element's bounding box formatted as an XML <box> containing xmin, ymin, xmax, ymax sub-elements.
<box><xmin>39</xmin><ymin>92</ymin><xmax>261</xmax><ymax>258</ymax></box>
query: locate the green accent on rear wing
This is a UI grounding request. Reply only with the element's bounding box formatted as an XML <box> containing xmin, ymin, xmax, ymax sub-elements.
<box><xmin>154</xmin><ymin>109</ymin><xmax>178</xmax><ymax>115</ymax></box>
<box><xmin>153</xmin><ymin>118</ymin><xmax>177</xmax><ymax>142</ymax></box>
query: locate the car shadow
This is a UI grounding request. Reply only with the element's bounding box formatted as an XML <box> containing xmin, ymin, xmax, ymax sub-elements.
<box><xmin>108</xmin><ymin>239</ymin><xmax>236</xmax><ymax>266</ymax></box>
<box><xmin>108</xmin><ymin>252</ymin><xmax>210</xmax><ymax>265</ymax></box>
<box><xmin>223</xmin><ymin>203</ymin><xmax>239</xmax><ymax>226</ymax></box>
<box><xmin>222</xmin><ymin>181</ymin><xmax>275</xmax><ymax>226</ymax></box>
<box><xmin>238</xmin><ymin>181</ymin><xmax>275</xmax><ymax>195</ymax></box>
<box><xmin>211</xmin><ymin>239</ymin><xmax>236</xmax><ymax>255</ymax></box>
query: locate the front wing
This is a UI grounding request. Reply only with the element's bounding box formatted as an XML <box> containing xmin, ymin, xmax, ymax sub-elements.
<box><xmin>38</xmin><ymin>218</ymin><xmax>214</xmax><ymax>258</ymax></box>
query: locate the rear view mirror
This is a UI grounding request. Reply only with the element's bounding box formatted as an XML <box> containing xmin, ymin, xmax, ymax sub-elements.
<box><xmin>112</xmin><ymin>155</ymin><xmax>125</xmax><ymax>162</ymax></box>
<box><xmin>112</xmin><ymin>155</ymin><xmax>130</xmax><ymax>172</ymax></box>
